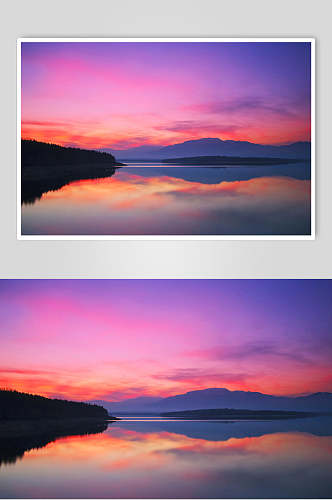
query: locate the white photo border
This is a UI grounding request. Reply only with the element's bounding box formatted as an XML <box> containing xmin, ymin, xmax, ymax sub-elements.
<box><xmin>17</xmin><ymin>37</ymin><xmax>316</xmax><ymax>241</ymax></box>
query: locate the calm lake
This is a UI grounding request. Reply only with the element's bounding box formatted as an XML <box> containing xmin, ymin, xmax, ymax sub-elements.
<box><xmin>21</xmin><ymin>162</ymin><xmax>311</xmax><ymax>236</ymax></box>
<box><xmin>1</xmin><ymin>415</ymin><xmax>331</xmax><ymax>498</ymax></box>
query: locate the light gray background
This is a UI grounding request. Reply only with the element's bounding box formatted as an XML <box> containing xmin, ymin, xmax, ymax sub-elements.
<box><xmin>0</xmin><ymin>0</ymin><xmax>331</xmax><ymax>278</ymax></box>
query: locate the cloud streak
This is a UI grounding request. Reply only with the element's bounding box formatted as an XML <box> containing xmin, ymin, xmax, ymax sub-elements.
<box><xmin>185</xmin><ymin>97</ymin><xmax>303</xmax><ymax>119</ymax></box>
<box><xmin>184</xmin><ymin>341</ymin><xmax>314</xmax><ymax>366</ymax></box>
<box><xmin>152</xmin><ymin>368</ymin><xmax>247</xmax><ymax>384</ymax></box>
<box><xmin>154</xmin><ymin>121</ymin><xmax>241</xmax><ymax>135</ymax></box>
<box><xmin>21</xmin><ymin>41</ymin><xmax>311</xmax><ymax>147</ymax></box>
<box><xmin>1</xmin><ymin>280</ymin><xmax>330</xmax><ymax>400</ymax></box>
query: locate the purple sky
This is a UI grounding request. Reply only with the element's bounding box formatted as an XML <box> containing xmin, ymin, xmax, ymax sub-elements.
<box><xmin>21</xmin><ymin>41</ymin><xmax>311</xmax><ymax>149</ymax></box>
<box><xmin>1</xmin><ymin>280</ymin><xmax>329</xmax><ymax>400</ymax></box>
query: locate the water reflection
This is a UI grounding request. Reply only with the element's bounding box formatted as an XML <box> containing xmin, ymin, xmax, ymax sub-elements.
<box><xmin>123</xmin><ymin>163</ymin><xmax>311</xmax><ymax>182</ymax></box>
<box><xmin>0</xmin><ymin>420</ymin><xmax>108</xmax><ymax>466</ymax></box>
<box><xmin>115</xmin><ymin>414</ymin><xmax>332</xmax><ymax>440</ymax></box>
<box><xmin>21</xmin><ymin>166</ymin><xmax>119</xmax><ymax>205</ymax></box>
<box><xmin>1</xmin><ymin>417</ymin><xmax>331</xmax><ymax>498</ymax></box>
<box><xmin>21</xmin><ymin>165</ymin><xmax>311</xmax><ymax>235</ymax></box>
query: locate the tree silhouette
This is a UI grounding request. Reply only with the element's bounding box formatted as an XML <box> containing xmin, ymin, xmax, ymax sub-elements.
<box><xmin>0</xmin><ymin>389</ymin><xmax>109</xmax><ymax>420</ymax></box>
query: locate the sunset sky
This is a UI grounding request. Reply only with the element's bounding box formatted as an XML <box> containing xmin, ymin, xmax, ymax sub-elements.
<box><xmin>0</xmin><ymin>280</ymin><xmax>331</xmax><ymax>401</ymax></box>
<box><xmin>21</xmin><ymin>41</ymin><xmax>311</xmax><ymax>149</ymax></box>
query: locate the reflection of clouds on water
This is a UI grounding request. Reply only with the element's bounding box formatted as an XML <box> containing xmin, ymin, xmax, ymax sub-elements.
<box><xmin>0</xmin><ymin>421</ymin><xmax>108</xmax><ymax>467</ymax></box>
<box><xmin>21</xmin><ymin>167</ymin><xmax>311</xmax><ymax>235</ymax></box>
<box><xmin>123</xmin><ymin>163</ymin><xmax>311</xmax><ymax>183</ymax></box>
<box><xmin>1</xmin><ymin>419</ymin><xmax>332</xmax><ymax>498</ymax></box>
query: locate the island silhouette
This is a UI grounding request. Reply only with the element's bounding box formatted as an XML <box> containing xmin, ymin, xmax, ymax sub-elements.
<box><xmin>162</xmin><ymin>155</ymin><xmax>304</xmax><ymax>166</ymax></box>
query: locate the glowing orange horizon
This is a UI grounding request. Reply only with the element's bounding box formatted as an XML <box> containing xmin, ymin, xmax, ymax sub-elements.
<box><xmin>1</xmin><ymin>280</ymin><xmax>331</xmax><ymax>402</ymax></box>
<box><xmin>21</xmin><ymin>42</ymin><xmax>311</xmax><ymax>150</ymax></box>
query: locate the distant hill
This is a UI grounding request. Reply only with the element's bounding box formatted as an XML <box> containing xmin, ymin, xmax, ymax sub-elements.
<box><xmin>0</xmin><ymin>389</ymin><xmax>115</xmax><ymax>420</ymax></box>
<box><xmin>157</xmin><ymin>138</ymin><xmax>310</xmax><ymax>160</ymax></box>
<box><xmin>22</xmin><ymin>140</ymin><xmax>123</xmax><ymax>167</ymax></box>
<box><xmin>154</xmin><ymin>389</ymin><xmax>332</xmax><ymax>412</ymax></box>
<box><xmin>93</xmin><ymin>388</ymin><xmax>332</xmax><ymax>414</ymax></box>
<box><xmin>102</xmin><ymin>138</ymin><xmax>311</xmax><ymax>161</ymax></box>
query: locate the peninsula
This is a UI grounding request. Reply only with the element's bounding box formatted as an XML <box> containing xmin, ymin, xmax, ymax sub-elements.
<box><xmin>21</xmin><ymin>140</ymin><xmax>124</xmax><ymax>203</ymax></box>
<box><xmin>0</xmin><ymin>389</ymin><xmax>119</xmax><ymax>436</ymax></box>
<box><xmin>0</xmin><ymin>389</ymin><xmax>119</xmax><ymax>465</ymax></box>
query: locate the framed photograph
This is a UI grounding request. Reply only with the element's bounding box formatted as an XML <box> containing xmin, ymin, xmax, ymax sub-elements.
<box><xmin>17</xmin><ymin>38</ymin><xmax>315</xmax><ymax>239</ymax></box>
<box><xmin>1</xmin><ymin>279</ymin><xmax>331</xmax><ymax>498</ymax></box>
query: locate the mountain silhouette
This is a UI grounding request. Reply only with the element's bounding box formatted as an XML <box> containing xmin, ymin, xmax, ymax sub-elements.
<box><xmin>103</xmin><ymin>138</ymin><xmax>311</xmax><ymax>160</ymax></box>
<box><xmin>91</xmin><ymin>388</ymin><xmax>332</xmax><ymax>414</ymax></box>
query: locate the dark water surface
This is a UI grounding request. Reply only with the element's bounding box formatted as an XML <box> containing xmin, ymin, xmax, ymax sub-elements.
<box><xmin>21</xmin><ymin>163</ymin><xmax>311</xmax><ymax>236</ymax></box>
<box><xmin>1</xmin><ymin>415</ymin><xmax>331</xmax><ymax>498</ymax></box>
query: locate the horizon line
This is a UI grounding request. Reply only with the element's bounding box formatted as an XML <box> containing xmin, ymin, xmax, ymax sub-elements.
<box><xmin>3</xmin><ymin>386</ymin><xmax>328</xmax><ymax>404</ymax></box>
<box><xmin>21</xmin><ymin>136</ymin><xmax>312</xmax><ymax>152</ymax></box>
